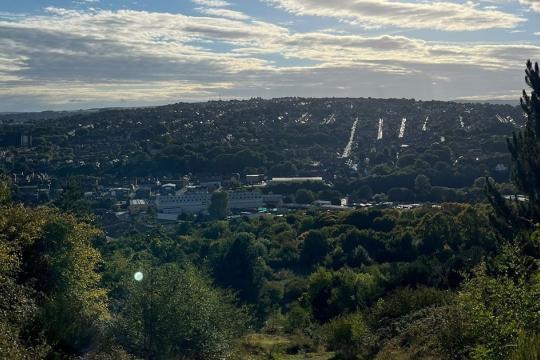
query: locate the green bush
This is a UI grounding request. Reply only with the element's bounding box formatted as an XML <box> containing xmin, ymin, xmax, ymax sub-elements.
<box><xmin>511</xmin><ymin>332</ymin><xmax>540</xmax><ymax>360</ymax></box>
<box><xmin>320</xmin><ymin>312</ymin><xmax>373</xmax><ymax>360</ymax></box>
<box><xmin>117</xmin><ymin>264</ymin><xmax>250</xmax><ymax>360</ymax></box>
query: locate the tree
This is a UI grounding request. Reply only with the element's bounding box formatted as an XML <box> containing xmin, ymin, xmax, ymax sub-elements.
<box><xmin>216</xmin><ymin>233</ymin><xmax>268</xmax><ymax>302</ymax></box>
<box><xmin>486</xmin><ymin>60</ymin><xmax>540</xmax><ymax>234</ymax></box>
<box><xmin>307</xmin><ymin>268</ymin><xmax>379</xmax><ymax>323</ymax></box>
<box><xmin>209</xmin><ymin>191</ymin><xmax>229</xmax><ymax>219</ymax></box>
<box><xmin>460</xmin><ymin>60</ymin><xmax>540</xmax><ymax>359</ymax></box>
<box><xmin>54</xmin><ymin>178</ymin><xmax>91</xmax><ymax>217</ymax></box>
<box><xmin>511</xmin><ymin>332</ymin><xmax>540</xmax><ymax>360</ymax></box>
<box><xmin>269</xmin><ymin>162</ymin><xmax>298</xmax><ymax>177</ymax></box>
<box><xmin>0</xmin><ymin>176</ymin><xmax>10</xmax><ymax>205</ymax></box>
<box><xmin>351</xmin><ymin>185</ymin><xmax>373</xmax><ymax>202</ymax></box>
<box><xmin>118</xmin><ymin>264</ymin><xmax>249</xmax><ymax>360</ymax></box>
<box><xmin>0</xmin><ymin>206</ymin><xmax>109</xmax><ymax>356</ymax></box>
<box><xmin>397</xmin><ymin>153</ymin><xmax>417</xmax><ymax>168</ymax></box>
<box><xmin>295</xmin><ymin>189</ymin><xmax>315</xmax><ymax>204</ymax></box>
<box><xmin>233</xmin><ymin>148</ymin><xmax>265</xmax><ymax>170</ymax></box>
<box><xmin>456</xmin><ymin>205</ymin><xmax>496</xmax><ymax>251</ymax></box>
<box><xmin>320</xmin><ymin>312</ymin><xmax>372</xmax><ymax>360</ymax></box>
<box><xmin>457</xmin><ymin>255</ymin><xmax>540</xmax><ymax>360</ymax></box>
<box><xmin>414</xmin><ymin>174</ymin><xmax>432</xmax><ymax>200</ymax></box>
<box><xmin>509</xmin><ymin>61</ymin><xmax>540</xmax><ymax>223</ymax></box>
<box><xmin>414</xmin><ymin>212</ymin><xmax>457</xmax><ymax>255</ymax></box>
<box><xmin>36</xmin><ymin>218</ymin><xmax>109</xmax><ymax>352</ymax></box>
<box><xmin>372</xmin><ymin>216</ymin><xmax>395</xmax><ymax>232</ymax></box>
<box><xmin>387</xmin><ymin>187</ymin><xmax>415</xmax><ymax>202</ymax></box>
<box><xmin>319</xmin><ymin>189</ymin><xmax>342</xmax><ymax>205</ymax></box>
<box><xmin>300</xmin><ymin>230</ymin><xmax>330</xmax><ymax>266</ymax></box>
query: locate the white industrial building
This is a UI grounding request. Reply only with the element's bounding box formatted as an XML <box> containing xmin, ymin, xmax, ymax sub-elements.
<box><xmin>156</xmin><ymin>189</ymin><xmax>283</xmax><ymax>215</ymax></box>
<box><xmin>155</xmin><ymin>188</ymin><xmax>210</xmax><ymax>215</ymax></box>
<box><xmin>268</xmin><ymin>177</ymin><xmax>324</xmax><ymax>185</ymax></box>
<box><xmin>229</xmin><ymin>191</ymin><xmax>264</xmax><ymax>210</ymax></box>
<box><xmin>262</xmin><ymin>194</ymin><xmax>283</xmax><ymax>207</ymax></box>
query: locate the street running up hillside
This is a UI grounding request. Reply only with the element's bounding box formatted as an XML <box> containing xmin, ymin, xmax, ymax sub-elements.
<box><xmin>340</xmin><ymin>116</ymin><xmax>359</xmax><ymax>159</ymax></box>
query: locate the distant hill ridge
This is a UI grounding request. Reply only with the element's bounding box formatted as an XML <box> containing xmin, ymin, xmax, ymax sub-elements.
<box><xmin>0</xmin><ymin>97</ymin><xmax>521</xmax><ymax>123</ymax></box>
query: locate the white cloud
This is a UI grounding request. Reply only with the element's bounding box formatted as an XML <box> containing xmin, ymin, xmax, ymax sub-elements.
<box><xmin>0</xmin><ymin>8</ymin><xmax>281</xmax><ymax>108</ymax></box>
<box><xmin>265</xmin><ymin>0</ymin><xmax>525</xmax><ymax>31</ymax></box>
<box><xmin>1</xmin><ymin>8</ymin><xmax>536</xmax><ymax>73</ymax></box>
<box><xmin>0</xmin><ymin>80</ymin><xmax>234</xmax><ymax>103</ymax></box>
<box><xmin>191</xmin><ymin>0</ymin><xmax>230</xmax><ymax>7</ymax></box>
<box><xmin>454</xmin><ymin>90</ymin><xmax>522</xmax><ymax>101</ymax></box>
<box><xmin>519</xmin><ymin>0</ymin><xmax>540</xmax><ymax>12</ymax></box>
<box><xmin>195</xmin><ymin>7</ymin><xmax>251</xmax><ymax>20</ymax></box>
<box><xmin>0</xmin><ymin>7</ymin><xmax>538</xmax><ymax>110</ymax></box>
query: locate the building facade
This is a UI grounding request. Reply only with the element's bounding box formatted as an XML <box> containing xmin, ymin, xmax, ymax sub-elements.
<box><xmin>156</xmin><ymin>190</ymin><xmax>283</xmax><ymax>215</ymax></box>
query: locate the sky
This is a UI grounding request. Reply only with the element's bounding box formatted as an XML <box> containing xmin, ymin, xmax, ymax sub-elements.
<box><xmin>0</xmin><ymin>0</ymin><xmax>539</xmax><ymax>111</ymax></box>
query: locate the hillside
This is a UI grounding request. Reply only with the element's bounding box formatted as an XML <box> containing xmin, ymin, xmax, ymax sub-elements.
<box><xmin>0</xmin><ymin>98</ymin><xmax>523</xmax><ymax>181</ymax></box>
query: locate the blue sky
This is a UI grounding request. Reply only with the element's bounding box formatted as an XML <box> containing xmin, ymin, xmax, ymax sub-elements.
<box><xmin>0</xmin><ymin>0</ymin><xmax>539</xmax><ymax>111</ymax></box>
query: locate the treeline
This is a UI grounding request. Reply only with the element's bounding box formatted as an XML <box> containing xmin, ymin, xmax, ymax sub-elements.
<box><xmin>2</xmin><ymin>181</ymin><xmax>537</xmax><ymax>359</ymax></box>
<box><xmin>0</xmin><ymin>200</ymin><xmax>249</xmax><ymax>359</ymax></box>
<box><xmin>104</xmin><ymin>201</ymin><xmax>535</xmax><ymax>359</ymax></box>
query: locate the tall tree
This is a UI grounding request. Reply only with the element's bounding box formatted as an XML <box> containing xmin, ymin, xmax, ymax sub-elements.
<box><xmin>414</xmin><ymin>174</ymin><xmax>432</xmax><ymax>200</ymax></box>
<box><xmin>300</xmin><ymin>230</ymin><xmax>330</xmax><ymax>266</ymax></box>
<box><xmin>118</xmin><ymin>264</ymin><xmax>249</xmax><ymax>360</ymax></box>
<box><xmin>0</xmin><ymin>176</ymin><xmax>10</xmax><ymax>205</ymax></box>
<box><xmin>208</xmin><ymin>191</ymin><xmax>229</xmax><ymax>220</ymax></box>
<box><xmin>486</xmin><ymin>60</ymin><xmax>540</xmax><ymax>235</ymax></box>
<box><xmin>295</xmin><ymin>188</ymin><xmax>315</xmax><ymax>204</ymax></box>
<box><xmin>0</xmin><ymin>206</ymin><xmax>109</xmax><ymax>357</ymax></box>
<box><xmin>462</xmin><ymin>60</ymin><xmax>540</xmax><ymax>359</ymax></box>
<box><xmin>55</xmin><ymin>178</ymin><xmax>91</xmax><ymax>217</ymax></box>
<box><xmin>216</xmin><ymin>232</ymin><xmax>267</xmax><ymax>302</ymax></box>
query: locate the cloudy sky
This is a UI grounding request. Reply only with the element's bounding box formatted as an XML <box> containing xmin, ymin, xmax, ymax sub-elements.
<box><xmin>1</xmin><ymin>0</ymin><xmax>539</xmax><ymax>111</ymax></box>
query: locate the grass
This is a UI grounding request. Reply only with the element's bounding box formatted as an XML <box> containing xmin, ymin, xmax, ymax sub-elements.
<box><xmin>240</xmin><ymin>333</ymin><xmax>334</xmax><ymax>360</ymax></box>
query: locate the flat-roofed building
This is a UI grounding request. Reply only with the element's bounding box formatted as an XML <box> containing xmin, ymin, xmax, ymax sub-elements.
<box><xmin>262</xmin><ymin>194</ymin><xmax>283</xmax><ymax>207</ymax></box>
<box><xmin>268</xmin><ymin>177</ymin><xmax>324</xmax><ymax>185</ymax></box>
<box><xmin>155</xmin><ymin>189</ymin><xmax>283</xmax><ymax>216</ymax></box>
<box><xmin>129</xmin><ymin>199</ymin><xmax>148</xmax><ymax>215</ymax></box>
<box><xmin>155</xmin><ymin>190</ymin><xmax>210</xmax><ymax>215</ymax></box>
<box><xmin>229</xmin><ymin>191</ymin><xmax>263</xmax><ymax>210</ymax></box>
<box><xmin>245</xmin><ymin>174</ymin><xmax>264</xmax><ymax>184</ymax></box>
